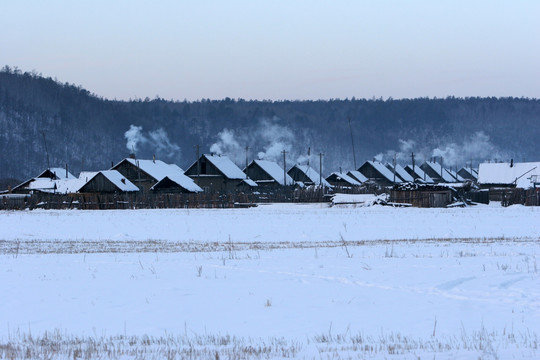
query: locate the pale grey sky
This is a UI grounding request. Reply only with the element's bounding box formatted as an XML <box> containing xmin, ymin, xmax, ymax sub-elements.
<box><xmin>1</xmin><ymin>1</ymin><xmax>539</xmax><ymax>100</ymax></box>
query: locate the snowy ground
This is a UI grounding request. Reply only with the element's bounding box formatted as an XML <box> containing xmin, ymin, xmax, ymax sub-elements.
<box><xmin>0</xmin><ymin>203</ymin><xmax>539</xmax><ymax>359</ymax></box>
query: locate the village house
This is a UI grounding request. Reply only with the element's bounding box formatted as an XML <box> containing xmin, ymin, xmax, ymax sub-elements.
<box><xmin>458</xmin><ymin>167</ymin><xmax>479</xmax><ymax>181</ymax></box>
<box><xmin>78</xmin><ymin>170</ymin><xmax>139</xmax><ymax>193</ymax></box>
<box><xmin>12</xmin><ymin>167</ymin><xmax>78</xmax><ymax>194</ymax></box>
<box><xmin>357</xmin><ymin>160</ymin><xmax>402</xmax><ymax>187</ymax></box>
<box><xmin>184</xmin><ymin>154</ymin><xmax>257</xmax><ymax>193</ymax></box>
<box><xmin>346</xmin><ymin>170</ymin><xmax>368</xmax><ymax>184</ymax></box>
<box><xmin>420</xmin><ymin>161</ymin><xmax>459</xmax><ymax>183</ymax></box>
<box><xmin>477</xmin><ymin>161</ymin><xmax>540</xmax><ymax>204</ymax></box>
<box><xmin>384</xmin><ymin>163</ymin><xmax>414</xmax><ymax>182</ymax></box>
<box><xmin>244</xmin><ymin>159</ymin><xmax>294</xmax><ymax>188</ymax></box>
<box><xmin>287</xmin><ymin>164</ymin><xmax>331</xmax><ymax>188</ymax></box>
<box><xmin>404</xmin><ymin>165</ymin><xmax>434</xmax><ymax>183</ymax></box>
<box><xmin>477</xmin><ymin>161</ymin><xmax>540</xmax><ymax>189</ymax></box>
<box><xmin>325</xmin><ymin>172</ymin><xmax>361</xmax><ymax>187</ymax></box>
<box><xmin>111</xmin><ymin>157</ymin><xmax>201</xmax><ymax>193</ymax></box>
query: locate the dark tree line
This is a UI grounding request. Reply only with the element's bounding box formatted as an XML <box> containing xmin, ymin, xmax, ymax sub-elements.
<box><xmin>1</xmin><ymin>67</ymin><xmax>539</xmax><ymax>183</ymax></box>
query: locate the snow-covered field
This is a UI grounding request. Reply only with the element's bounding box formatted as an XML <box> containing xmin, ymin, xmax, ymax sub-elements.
<box><xmin>0</xmin><ymin>203</ymin><xmax>539</xmax><ymax>359</ymax></box>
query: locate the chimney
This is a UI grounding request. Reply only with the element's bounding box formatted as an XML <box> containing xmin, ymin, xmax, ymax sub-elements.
<box><xmin>510</xmin><ymin>159</ymin><xmax>514</xmax><ymax>167</ymax></box>
<box><xmin>153</xmin><ymin>154</ymin><xmax>156</xmax><ymax>163</ymax></box>
<box><xmin>121</xmin><ymin>178</ymin><xmax>126</xmax><ymax>184</ymax></box>
<box><xmin>129</xmin><ymin>153</ymin><xmax>136</xmax><ymax>159</ymax></box>
<box><xmin>65</xmin><ymin>163</ymin><xmax>68</xmax><ymax>178</ymax></box>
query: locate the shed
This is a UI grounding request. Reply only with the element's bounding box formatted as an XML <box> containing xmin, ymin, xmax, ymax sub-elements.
<box><xmin>390</xmin><ymin>183</ymin><xmax>455</xmax><ymax>208</ymax></box>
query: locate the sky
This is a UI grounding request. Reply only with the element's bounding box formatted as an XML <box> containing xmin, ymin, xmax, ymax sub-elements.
<box><xmin>1</xmin><ymin>1</ymin><xmax>539</xmax><ymax>101</ymax></box>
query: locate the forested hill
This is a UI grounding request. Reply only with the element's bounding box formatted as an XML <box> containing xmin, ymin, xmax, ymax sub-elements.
<box><xmin>1</xmin><ymin>67</ymin><xmax>539</xmax><ymax>182</ymax></box>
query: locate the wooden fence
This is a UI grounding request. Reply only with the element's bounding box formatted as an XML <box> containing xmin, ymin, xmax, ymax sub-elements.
<box><xmin>0</xmin><ymin>187</ymin><xmax>337</xmax><ymax>210</ymax></box>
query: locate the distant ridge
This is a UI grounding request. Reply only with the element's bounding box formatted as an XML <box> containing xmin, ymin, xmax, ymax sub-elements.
<box><xmin>1</xmin><ymin>67</ymin><xmax>539</xmax><ymax>181</ymax></box>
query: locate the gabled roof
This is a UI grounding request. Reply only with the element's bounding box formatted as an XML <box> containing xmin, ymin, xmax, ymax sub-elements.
<box><xmin>326</xmin><ymin>172</ymin><xmax>361</xmax><ymax>186</ymax></box>
<box><xmin>478</xmin><ymin>162</ymin><xmax>540</xmax><ymax>188</ymax></box>
<box><xmin>238</xmin><ymin>178</ymin><xmax>258</xmax><ymax>187</ymax></box>
<box><xmin>203</xmin><ymin>154</ymin><xmax>247</xmax><ymax>179</ymax></box>
<box><xmin>347</xmin><ymin>170</ymin><xmax>368</xmax><ymax>183</ymax></box>
<box><xmin>248</xmin><ymin>159</ymin><xmax>293</xmax><ymax>185</ymax></box>
<box><xmin>445</xmin><ymin>168</ymin><xmax>465</xmax><ymax>182</ymax></box>
<box><xmin>114</xmin><ymin>158</ymin><xmax>185</xmax><ymax>182</ymax></box>
<box><xmin>363</xmin><ymin>161</ymin><xmax>402</xmax><ymax>183</ymax></box>
<box><xmin>150</xmin><ymin>174</ymin><xmax>203</xmax><ymax>193</ymax></box>
<box><xmin>38</xmin><ymin>168</ymin><xmax>76</xmax><ymax>180</ymax></box>
<box><xmin>404</xmin><ymin>165</ymin><xmax>434</xmax><ymax>183</ymax></box>
<box><xmin>289</xmin><ymin>164</ymin><xmax>332</xmax><ymax>187</ymax></box>
<box><xmin>423</xmin><ymin>161</ymin><xmax>457</xmax><ymax>183</ymax></box>
<box><xmin>385</xmin><ymin>164</ymin><xmax>414</xmax><ymax>182</ymax></box>
<box><xmin>458</xmin><ymin>167</ymin><xmax>478</xmax><ymax>180</ymax></box>
<box><xmin>94</xmin><ymin>170</ymin><xmax>139</xmax><ymax>192</ymax></box>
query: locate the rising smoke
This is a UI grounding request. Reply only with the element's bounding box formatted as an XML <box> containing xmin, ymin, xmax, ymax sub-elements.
<box><xmin>124</xmin><ymin>125</ymin><xmax>181</xmax><ymax>160</ymax></box>
<box><xmin>374</xmin><ymin>131</ymin><xmax>508</xmax><ymax>167</ymax></box>
<box><xmin>209</xmin><ymin>117</ymin><xmax>313</xmax><ymax>168</ymax></box>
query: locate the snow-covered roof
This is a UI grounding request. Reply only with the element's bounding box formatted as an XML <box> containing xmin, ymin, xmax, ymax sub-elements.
<box><xmin>37</xmin><ymin>168</ymin><xmax>76</xmax><ymax>180</ymax></box>
<box><xmin>347</xmin><ymin>170</ymin><xmax>368</xmax><ymax>183</ymax></box>
<box><xmin>478</xmin><ymin>162</ymin><xmax>540</xmax><ymax>188</ymax></box>
<box><xmin>292</xmin><ymin>165</ymin><xmax>332</xmax><ymax>187</ymax></box>
<box><xmin>204</xmin><ymin>154</ymin><xmax>247</xmax><ymax>179</ymax></box>
<box><xmin>25</xmin><ymin>177</ymin><xmax>86</xmax><ymax>194</ymax></box>
<box><xmin>97</xmin><ymin>170</ymin><xmax>139</xmax><ymax>192</ymax></box>
<box><xmin>151</xmin><ymin>174</ymin><xmax>203</xmax><ymax>193</ymax></box>
<box><xmin>445</xmin><ymin>168</ymin><xmax>465</xmax><ymax>182</ymax></box>
<box><xmin>423</xmin><ymin>161</ymin><xmax>456</xmax><ymax>183</ymax></box>
<box><xmin>119</xmin><ymin>158</ymin><xmax>185</xmax><ymax>182</ymax></box>
<box><xmin>238</xmin><ymin>178</ymin><xmax>258</xmax><ymax>187</ymax></box>
<box><xmin>385</xmin><ymin>164</ymin><xmax>414</xmax><ymax>182</ymax></box>
<box><xmin>404</xmin><ymin>165</ymin><xmax>434</xmax><ymax>183</ymax></box>
<box><xmin>250</xmin><ymin>159</ymin><xmax>293</xmax><ymax>185</ymax></box>
<box><xmin>327</xmin><ymin>172</ymin><xmax>361</xmax><ymax>186</ymax></box>
<box><xmin>458</xmin><ymin>167</ymin><xmax>478</xmax><ymax>180</ymax></box>
<box><xmin>365</xmin><ymin>161</ymin><xmax>402</xmax><ymax>183</ymax></box>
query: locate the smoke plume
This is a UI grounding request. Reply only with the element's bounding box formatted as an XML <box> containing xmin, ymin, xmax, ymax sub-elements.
<box><xmin>373</xmin><ymin>132</ymin><xmax>508</xmax><ymax>167</ymax></box>
<box><xmin>124</xmin><ymin>125</ymin><xmax>181</xmax><ymax>160</ymax></box>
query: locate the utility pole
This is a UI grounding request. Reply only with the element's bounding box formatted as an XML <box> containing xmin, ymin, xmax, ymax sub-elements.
<box><xmin>393</xmin><ymin>153</ymin><xmax>397</xmax><ymax>184</ymax></box>
<box><xmin>440</xmin><ymin>156</ymin><xmax>444</xmax><ymax>179</ymax></box>
<box><xmin>195</xmin><ymin>144</ymin><xmax>200</xmax><ymax>185</ymax></box>
<box><xmin>245</xmin><ymin>145</ymin><xmax>249</xmax><ymax>179</ymax></box>
<box><xmin>348</xmin><ymin>117</ymin><xmax>357</xmax><ymax>170</ymax></box>
<box><xmin>319</xmin><ymin>153</ymin><xmax>324</xmax><ymax>188</ymax></box>
<box><xmin>41</xmin><ymin>130</ymin><xmax>50</xmax><ymax>170</ymax></box>
<box><xmin>282</xmin><ymin>150</ymin><xmax>287</xmax><ymax>186</ymax></box>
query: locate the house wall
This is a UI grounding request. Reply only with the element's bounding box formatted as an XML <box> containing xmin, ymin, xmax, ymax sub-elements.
<box><xmin>189</xmin><ymin>175</ymin><xmax>240</xmax><ymax>193</ymax></box>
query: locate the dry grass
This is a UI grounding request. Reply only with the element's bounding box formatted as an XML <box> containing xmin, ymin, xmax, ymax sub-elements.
<box><xmin>0</xmin><ymin>236</ymin><xmax>536</xmax><ymax>255</ymax></box>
